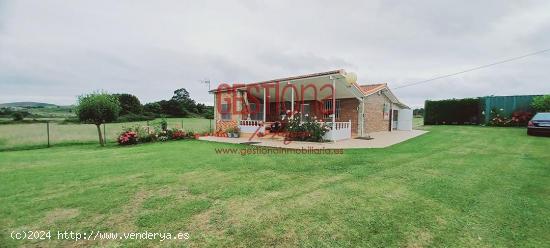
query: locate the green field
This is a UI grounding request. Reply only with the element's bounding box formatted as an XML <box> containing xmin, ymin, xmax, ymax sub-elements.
<box><xmin>0</xmin><ymin>118</ymin><xmax>212</xmax><ymax>150</ymax></box>
<box><xmin>0</xmin><ymin>126</ymin><xmax>548</xmax><ymax>247</ymax></box>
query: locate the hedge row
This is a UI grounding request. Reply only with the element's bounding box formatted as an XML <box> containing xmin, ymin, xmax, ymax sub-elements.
<box><xmin>424</xmin><ymin>98</ymin><xmax>481</xmax><ymax>125</ymax></box>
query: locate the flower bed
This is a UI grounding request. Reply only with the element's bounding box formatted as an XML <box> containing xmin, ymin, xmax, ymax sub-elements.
<box><xmin>488</xmin><ymin>108</ymin><xmax>534</xmax><ymax>127</ymax></box>
<box><xmin>117</xmin><ymin>125</ymin><xmax>208</xmax><ymax>146</ymax></box>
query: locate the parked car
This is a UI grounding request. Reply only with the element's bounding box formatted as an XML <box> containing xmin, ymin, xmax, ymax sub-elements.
<box><xmin>527</xmin><ymin>112</ymin><xmax>550</xmax><ymax>136</ymax></box>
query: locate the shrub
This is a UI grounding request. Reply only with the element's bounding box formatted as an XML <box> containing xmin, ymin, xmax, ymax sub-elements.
<box><xmin>157</xmin><ymin>129</ymin><xmax>171</xmax><ymax>140</ymax></box>
<box><xmin>510</xmin><ymin>111</ymin><xmax>533</xmax><ymax>126</ymax></box>
<box><xmin>285</xmin><ymin>113</ymin><xmax>330</xmax><ymax>142</ymax></box>
<box><xmin>531</xmin><ymin>95</ymin><xmax>550</xmax><ymax>112</ymax></box>
<box><xmin>172</xmin><ymin>129</ymin><xmax>186</xmax><ymax>140</ymax></box>
<box><xmin>424</xmin><ymin>98</ymin><xmax>481</xmax><ymax>125</ymax></box>
<box><xmin>135</xmin><ymin>126</ymin><xmax>157</xmax><ymax>143</ymax></box>
<box><xmin>488</xmin><ymin>108</ymin><xmax>511</xmax><ymax>126</ymax></box>
<box><xmin>118</xmin><ymin>131</ymin><xmax>138</xmax><ymax>145</ymax></box>
<box><xmin>488</xmin><ymin>108</ymin><xmax>534</xmax><ymax>127</ymax></box>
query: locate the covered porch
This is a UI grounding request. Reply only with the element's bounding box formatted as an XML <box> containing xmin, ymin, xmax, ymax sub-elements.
<box><xmin>231</xmin><ymin>71</ymin><xmax>365</xmax><ymax>141</ymax></box>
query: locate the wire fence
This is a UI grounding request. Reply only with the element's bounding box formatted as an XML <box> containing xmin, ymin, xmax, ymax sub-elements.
<box><xmin>0</xmin><ymin>118</ymin><xmax>213</xmax><ymax>151</ymax></box>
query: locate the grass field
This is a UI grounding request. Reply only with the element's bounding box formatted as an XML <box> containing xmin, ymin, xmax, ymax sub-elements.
<box><xmin>0</xmin><ymin>118</ymin><xmax>212</xmax><ymax>150</ymax></box>
<box><xmin>0</xmin><ymin>126</ymin><xmax>549</xmax><ymax>247</ymax></box>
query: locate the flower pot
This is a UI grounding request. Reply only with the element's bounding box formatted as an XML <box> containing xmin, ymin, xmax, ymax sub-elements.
<box><xmin>233</xmin><ymin>133</ymin><xmax>240</xmax><ymax>138</ymax></box>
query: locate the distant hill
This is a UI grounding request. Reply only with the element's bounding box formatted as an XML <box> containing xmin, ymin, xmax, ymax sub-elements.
<box><xmin>0</xmin><ymin>102</ymin><xmax>59</xmax><ymax>108</ymax></box>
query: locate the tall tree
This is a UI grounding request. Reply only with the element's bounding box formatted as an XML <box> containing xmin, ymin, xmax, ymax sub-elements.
<box><xmin>158</xmin><ymin>99</ymin><xmax>187</xmax><ymax>117</ymax></box>
<box><xmin>76</xmin><ymin>92</ymin><xmax>121</xmax><ymax>146</ymax></box>
<box><xmin>114</xmin><ymin>93</ymin><xmax>142</xmax><ymax>115</ymax></box>
<box><xmin>172</xmin><ymin>88</ymin><xmax>196</xmax><ymax>112</ymax></box>
<box><xmin>143</xmin><ymin>102</ymin><xmax>161</xmax><ymax>115</ymax></box>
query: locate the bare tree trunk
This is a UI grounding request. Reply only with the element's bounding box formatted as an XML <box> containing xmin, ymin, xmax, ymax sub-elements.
<box><xmin>96</xmin><ymin>124</ymin><xmax>104</xmax><ymax>146</ymax></box>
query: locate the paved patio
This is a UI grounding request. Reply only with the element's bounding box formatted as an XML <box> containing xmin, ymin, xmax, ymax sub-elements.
<box><xmin>198</xmin><ymin>130</ymin><xmax>428</xmax><ymax>149</ymax></box>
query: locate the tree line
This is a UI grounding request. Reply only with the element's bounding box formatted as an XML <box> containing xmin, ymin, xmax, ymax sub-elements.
<box><xmin>96</xmin><ymin>88</ymin><xmax>213</xmax><ymax>122</ymax></box>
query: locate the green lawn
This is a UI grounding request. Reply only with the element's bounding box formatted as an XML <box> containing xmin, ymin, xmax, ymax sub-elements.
<box><xmin>0</xmin><ymin>126</ymin><xmax>549</xmax><ymax>247</ymax></box>
<box><xmin>0</xmin><ymin>118</ymin><xmax>212</xmax><ymax>150</ymax></box>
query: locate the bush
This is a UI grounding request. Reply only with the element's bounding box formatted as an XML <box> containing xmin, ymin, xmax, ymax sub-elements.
<box><xmin>172</xmin><ymin>129</ymin><xmax>186</xmax><ymax>140</ymax></box>
<box><xmin>510</xmin><ymin>111</ymin><xmax>533</xmax><ymax>126</ymax></box>
<box><xmin>11</xmin><ymin>112</ymin><xmax>27</xmax><ymax>121</ymax></box>
<box><xmin>424</xmin><ymin>98</ymin><xmax>481</xmax><ymax>125</ymax></box>
<box><xmin>117</xmin><ymin>131</ymin><xmax>138</xmax><ymax>145</ymax></box>
<box><xmin>531</xmin><ymin>95</ymin><xmax>550</xmax><ymax>112</ymax></box>
<box><xmin>488</xmin><ymin>108</ymin><xmax>534</xmax><ymax>127</ymax></box>
<box><xmin>285</xmin><ymin>113</ymin><xmax>330</xmax><ymax>142</ymax></box>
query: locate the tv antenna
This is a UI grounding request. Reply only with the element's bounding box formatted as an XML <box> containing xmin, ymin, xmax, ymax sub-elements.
<box><xmin>200</xmin><ymin>79</ymin><xmax>211</xmax><ymax>91</ymax></box>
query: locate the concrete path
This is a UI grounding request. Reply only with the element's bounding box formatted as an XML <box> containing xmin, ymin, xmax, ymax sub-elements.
<box><xmin>199</xmin><ymin>130</ymin><xmax>428</xmax><ymax>149</ymax></box>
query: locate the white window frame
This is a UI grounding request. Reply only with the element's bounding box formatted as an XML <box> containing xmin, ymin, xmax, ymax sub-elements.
<box><xmin>323</xmin><ymin>99</ymin><xmax>341</xmax><ymax>119</ymax></box>
<box><xmin>248</xmin><ymin>102</ymin><xmax>263</xmax><ymax>121</ymax></box>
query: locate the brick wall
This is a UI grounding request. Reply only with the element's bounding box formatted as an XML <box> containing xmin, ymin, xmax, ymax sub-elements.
<box><xmin>336</xmin><ymin>98</ymin><xmax>359</xmax><ymax>135</ymax></box>
<box><xmin>364</xmin><ymin>93</ymin><xmax>391</xmax><ymax>133</ymax></box>
<box><xmin>214</xmin><ymin>91</ymin><xmax>242</xmax><ymax>131</ymax></box>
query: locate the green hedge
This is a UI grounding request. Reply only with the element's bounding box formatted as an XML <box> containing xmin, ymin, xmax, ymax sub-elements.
<box><xmin>424</xmin><ymin>98</ymin><xmax>481</xmax><ymax>125</ymax></box>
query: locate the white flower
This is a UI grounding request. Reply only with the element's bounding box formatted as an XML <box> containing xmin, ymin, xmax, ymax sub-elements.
<box><xmin>305</xmin><ymin>114</ymin><xmax>309</xmax><ymax>117</ymax></box>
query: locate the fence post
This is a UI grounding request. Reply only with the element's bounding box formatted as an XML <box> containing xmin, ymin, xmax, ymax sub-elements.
<box><xmin>46</xmin><ymin>121</ymin><xmax>50</xmax><ymax>148</ymax></box>
<box><xmin>181</xmin><ymin>119</ymin><xmax>184</xmax><ymax>129</ymax></box>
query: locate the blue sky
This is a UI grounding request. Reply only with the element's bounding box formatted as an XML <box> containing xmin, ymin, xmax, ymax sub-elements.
<box><xmin>1</xmin><ymin>0</ymin><xmax>549</xmax><ymax>108</ymax></box>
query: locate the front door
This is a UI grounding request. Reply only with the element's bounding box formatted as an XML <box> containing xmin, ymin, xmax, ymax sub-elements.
<box><xmin>392</xmin><ymin>109</ymin><xmax>399</xmax><ymax>130</ymax></box>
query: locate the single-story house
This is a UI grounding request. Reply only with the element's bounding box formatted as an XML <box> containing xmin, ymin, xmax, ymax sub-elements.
<box><xmin>210</xmin><ymin>69</ymin><xmax>413</xmax><ymax>141</ymax></box>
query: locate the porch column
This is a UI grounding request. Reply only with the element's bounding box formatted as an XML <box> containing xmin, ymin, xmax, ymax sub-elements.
<box><xmin>243</xmin><ymin>90</ymin><xmax>250</xmax><ymax>120</ymax></box>
<box><xmin>290</xmin><ymin>83</ymin><xmax>294</xmax><ymax>117</ymax></box>
<box><xmin>263</xmin><ymin>87</ymin><xmax>267</xmax><ymax>123</ymax></box>
<box><xmin>331</xmin><ymin>76</ymin><xmax>336</xmax><ymax>125</ymax></box>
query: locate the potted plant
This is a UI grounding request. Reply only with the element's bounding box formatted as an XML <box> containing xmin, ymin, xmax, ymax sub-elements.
<box><xmin>226</xmin><ymin>127</ymin><xmax>240</xmax><ymax>138</ymax></box>
<box><xmin>232</xmin><ymin>126</ymin><xmax>240</xmax><ymax>138</ymax></box>
<box><xmin>227</xmin><ymin>127</ymin><xmax>235</xmax><ymax>138</ymax></box>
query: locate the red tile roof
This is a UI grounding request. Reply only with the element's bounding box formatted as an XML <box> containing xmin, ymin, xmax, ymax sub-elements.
<box><xmin>359</xmin><ymin>83</ymin><xmax>387</xmax><ymax>95</ymax></box>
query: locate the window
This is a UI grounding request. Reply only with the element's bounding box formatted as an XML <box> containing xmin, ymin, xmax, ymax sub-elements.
<box><xmin>383</xmin><ymin>102</ymin><xmax>390</xmax><ymax>120</ymax></box>
<box><xmin>301</xmin><ymin>103</ymin><xmax>311</xmax><ymax>119</ymax></box>
<box><xmin>221</xmin><ymin>103</ymin><xmax>231</xmax><ymax>120</ymax></box>
<box><xmin>248</xmin><ymin>102</ymin><xmax>263</xmax><ymax>120</ymax></box>
<box><xmin>323</xmin><ymin>99</ymin><xmax>341</xmax><ymax>119</ymax></box>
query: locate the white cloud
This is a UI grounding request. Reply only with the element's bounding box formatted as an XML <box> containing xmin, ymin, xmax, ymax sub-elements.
<box><xmin>1</xmin><ymin>0</ymin><xmax>549</xmax><ymax>107</ymax></box>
